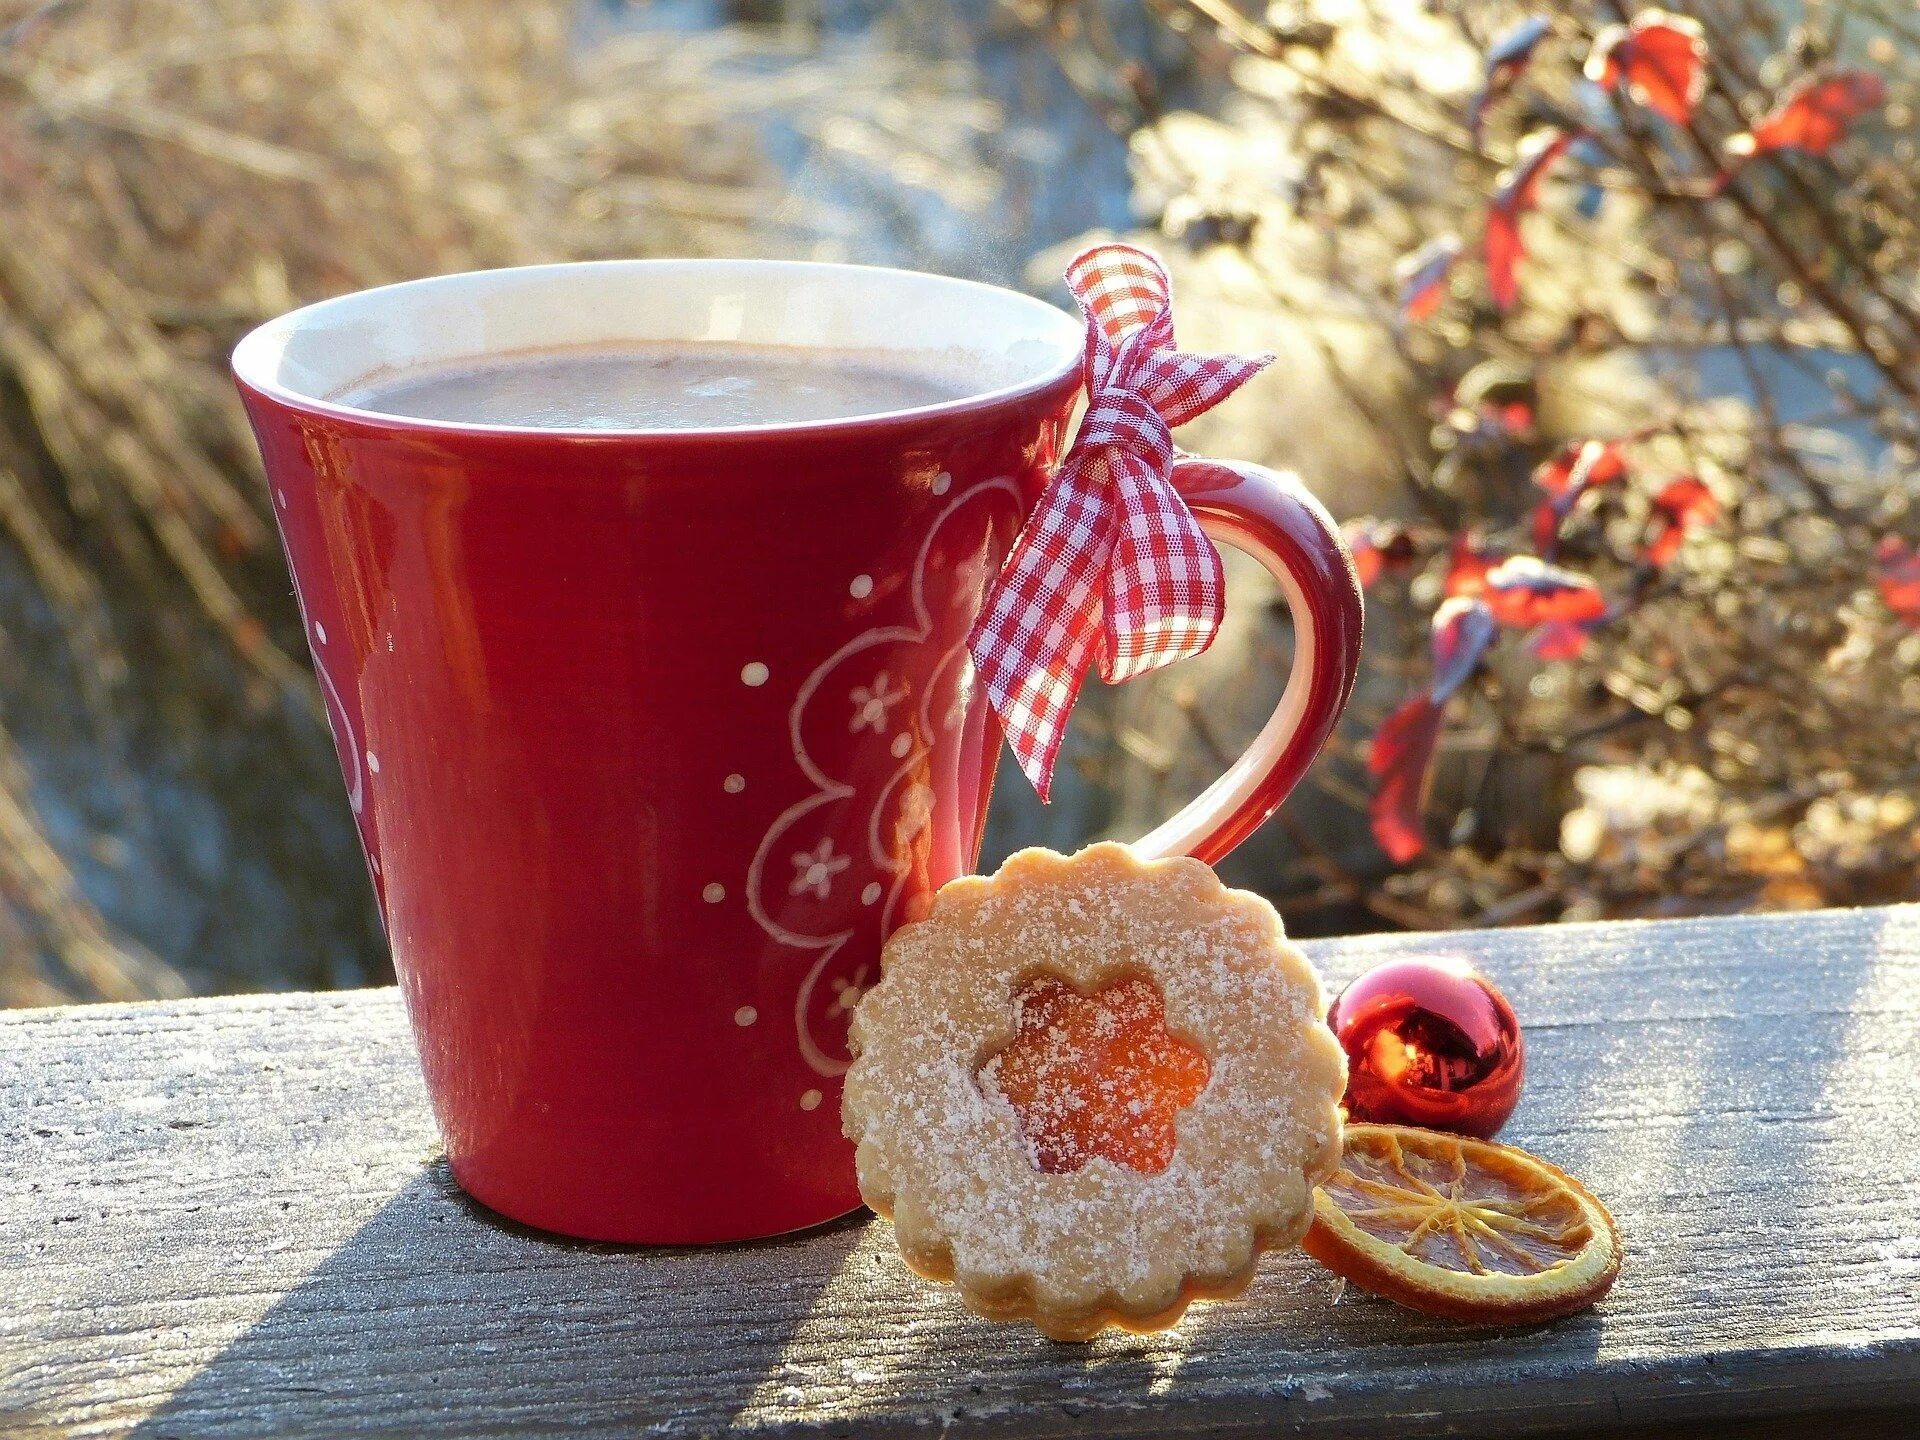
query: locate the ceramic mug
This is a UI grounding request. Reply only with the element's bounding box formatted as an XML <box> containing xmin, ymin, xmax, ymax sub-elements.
<box><xmin>232</xmin><ymin>260</ymin><xmax>1363</xmax><ymax>1243</ymax></box>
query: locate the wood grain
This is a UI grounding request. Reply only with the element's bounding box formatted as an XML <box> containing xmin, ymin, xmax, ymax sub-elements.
<box><xmin>4</xmin><ymin>907</ymin><xmax>1919</xmax><ymax>1438</ymax></box>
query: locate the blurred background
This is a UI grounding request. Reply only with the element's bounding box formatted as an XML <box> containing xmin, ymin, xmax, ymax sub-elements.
<box><xmin>1</xmin><ymin>0</ymin><xmax>1915</xmax><ymax>1007</ymax></box>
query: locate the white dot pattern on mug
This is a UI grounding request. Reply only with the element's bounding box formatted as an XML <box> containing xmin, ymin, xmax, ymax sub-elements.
<box><xmin>931</xmin><ymin>471</ymin><xmax>952</xmax><ymax>495</ymax></box>
<box><xmin>849</xmin><ymin>574</ymin><xmax>873</xmax><ymax>599</ymax></box>
<box><xmin>734</xmin><ymin>1006</ymin><xmax>758</xmax><ymax>1027</ymax></box>
<box><xmin>800</xmin><ymin>1089</ymin><xmax>823</xmax><ymax>1111</ymax></box>
<box><xmin>741</xmin><ymin>661</ymin><xmax>769</xmax><ymax>687</ymax></box>
<box><xmin>724</xmin><ymin>773</ymin><xmax>746</xmax><ymax>793</ymax></box>
<box><xmin>313</xmin><ymin>621</ymin><xmax>327</xmax><ymax>645</ymax></box>
<box><xmin>703</xmin><ymin>883</ymin><xmax>726</xmax><ymax>903</ymax></box>
<box><xmin>742</xmin><ymin>475</ymin><xmax>1025</xmax><ymax>1083</ymax></box>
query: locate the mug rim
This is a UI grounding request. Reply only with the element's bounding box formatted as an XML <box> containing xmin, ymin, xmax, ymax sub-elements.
<box><xmin>231</xmin><ymin>257</ymin><xmax>1085</xmax><ymax>442</ymax></box>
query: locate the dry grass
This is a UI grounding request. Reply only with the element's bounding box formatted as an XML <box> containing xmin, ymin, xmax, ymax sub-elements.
<box><xmin>0</xmin><ymin>0</ymin><xmax>1000</xmax><ymax>1004</ymax></box>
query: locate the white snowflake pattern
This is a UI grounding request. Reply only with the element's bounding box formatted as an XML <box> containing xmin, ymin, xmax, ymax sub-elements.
<box><xmin>848</xmin><ymin>671</ymin><xmax>907</xmax><ymax>734</ymax></box>
<box><xmin>789</xmin><ymin>838</ymin><xmax>851</xmax><ymax>900</ymax></box>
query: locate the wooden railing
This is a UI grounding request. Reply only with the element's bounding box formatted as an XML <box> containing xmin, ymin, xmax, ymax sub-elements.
<box><xmin>5</xmin><ymin>906</ymin><xmax>1919</xmax><ymax>1437</ymax></box>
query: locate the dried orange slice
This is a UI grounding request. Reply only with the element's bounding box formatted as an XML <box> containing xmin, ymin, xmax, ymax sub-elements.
<box><xmin>1302</xmin><ymin>1123</ymin><xmax>1621</xmax><ymax>1323</ymax></box>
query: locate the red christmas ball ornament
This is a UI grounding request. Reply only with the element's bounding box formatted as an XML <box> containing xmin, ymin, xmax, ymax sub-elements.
<box><xmin>1327</xmin><ymin>956</ymin><xmax>1524</xmax><ymax>1139</ymax></box>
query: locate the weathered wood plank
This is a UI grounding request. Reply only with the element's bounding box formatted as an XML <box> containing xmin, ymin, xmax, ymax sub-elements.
<box><xmin>4</xmin><ymin>907</ymin><xmax>1919</xmax><ymax>1438</ymax></box>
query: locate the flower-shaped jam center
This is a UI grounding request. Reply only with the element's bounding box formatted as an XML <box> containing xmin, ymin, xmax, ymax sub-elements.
<box><xmin>978</xmin><ymin>975</ymin><xmax>1210</xmax><ymax>1175</ymax></box>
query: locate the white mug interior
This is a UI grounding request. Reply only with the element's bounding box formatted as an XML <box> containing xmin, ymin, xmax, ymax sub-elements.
<box><xmin>231</xmin><ymin>258</ymin><xmax>1085</xmax><ymax>437</ymax></box>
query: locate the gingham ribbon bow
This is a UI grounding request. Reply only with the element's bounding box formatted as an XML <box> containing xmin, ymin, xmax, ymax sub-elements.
<box><xmin>968</xmin><ymin>244</ymin><xmax>1273</xmax><ymax>800</ymax></box>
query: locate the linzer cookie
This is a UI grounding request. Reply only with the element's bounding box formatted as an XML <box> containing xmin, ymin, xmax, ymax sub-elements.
<box><xmin>842</xmin><ymin>843</ymin><xmax>1347</xmax><ymax>1339</ymax></box>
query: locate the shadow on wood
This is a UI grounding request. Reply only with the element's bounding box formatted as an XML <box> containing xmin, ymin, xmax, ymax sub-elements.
<box><xmin>125</xmin><ymin>1164</ymin><xmax>873</xmax><ymax>1438</ymax></box>
<box><xmin>116</xmin><ymin>1155</ymin><xmax>1579</xmax><ymax>1439</ymax></box>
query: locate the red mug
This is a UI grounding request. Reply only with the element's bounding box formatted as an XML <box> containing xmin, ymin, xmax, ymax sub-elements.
<box><xmin>233</xmin><ymin>260</ymin><xmax>1362</xmax><ymax>1243</ymax></box>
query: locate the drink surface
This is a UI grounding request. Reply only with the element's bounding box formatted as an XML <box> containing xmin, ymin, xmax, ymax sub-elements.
<box><xmin>336</xmin><ymin>339</ymin><xmax>982</xmax><ymax>429</ymax></box>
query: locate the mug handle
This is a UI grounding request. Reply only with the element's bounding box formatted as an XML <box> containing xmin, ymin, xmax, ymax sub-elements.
<box><xmin>1127</xmin><ymin>458</ymin><xmax>1364</xmax><ymax>866</ymax></box>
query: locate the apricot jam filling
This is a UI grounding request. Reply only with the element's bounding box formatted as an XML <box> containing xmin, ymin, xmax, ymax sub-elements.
<box><xmin>978</xmin><ymin>974</ymin><xmax>1210</xmax><ymax>1175</ymax></box>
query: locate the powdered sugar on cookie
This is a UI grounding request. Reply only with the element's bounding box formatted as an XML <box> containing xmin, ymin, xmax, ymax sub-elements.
<box><xmin>842</xmin><ymin>843</ymin><xmax>1347</xmax><ymax>1339</ymax></box>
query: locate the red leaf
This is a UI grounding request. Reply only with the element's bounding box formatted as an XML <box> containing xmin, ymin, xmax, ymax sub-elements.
<box><xmin>1445</xmin><ymin>533</ymin><xmax>1505</xmax><ymax>598</ymax></box>
<box><xmin>1351</xmin><ymin>538</ymin><xmax>1384</xmax><ymax>588</ymax></box>
<box><xmin>1646</xmin><ymin>475</ymin><xmax>1718</xmax><ymax>567</ymax></box>
<box><xmin>1531</xmin><ymin>439</ymin><xmax>1630</xmax><ymax>557</ymax></box>
<box><xmin>1368</xmin><ymin>693</ymin><xmax>1446</xmax><ymax>864</ymax></box>
<box><xmin>1528</xmin><ymin>619</ymin><xmax>1593</xmax><ymax>660</ymax></box>
<box><xmin>1345</xmin><ymin>519</ymin><xmax>1417</xmax><ymax>588</ymax></box>
<box><xmin>1531</xmin><ymin>499</ymin><xmax>1564</xmax><ymax>557</ymax></box>
<box><xmin>1727</xmin><ymin>70</ymin><xmax>1886</xmax><ymax>159</ymax></box>
<box><xmin>1485</xmin><ymin>207</ymin><xmax>1524</xmax><ymax>313</ymax></box>
<box><xmin>1367</xmin><ymin>598</ymin><xmax>1497</xmax><ymax>865</ymax></box>
<box><xmin>1483</xmin><ymin>555</ymin><xmax>1608</xmax><ymax>628</ymax></box>
<box><xmin>1586</xmin><ymin>11</ymin><xmax>1709</xmax><ymax>127</ymax></box>
<box><xmin>1876</xmin><ymin>536</ymin><xmax>1920</xmax><ymax>624</ymax></box>
<box><xmin>1431</xmin><ymin>597</ymin><xmax>1498</xmax><ymax>702</ymax></box>
<box><xmin>1492</xmin><ymin>399</ymin><xmax>1536</xmax><ymax>436</ymax></box>
<box><xmin>1396</xmin><ymin>234</ymin><xmax>1463</xmax><ymax>323</ymax></box>
<box><xmin>1453</xmin><ymin>359</ymin><xmax>1538</xmax><ymax>438</ymax></box>
<box><xmin>1469</xmin><ymin>16</ymin><xmax>1553</xmax><ymax>142</ymax></box>
<box><xmin>1533</xmin><ymin>439</ymin><xmax>1629</xmax><ymax>499</ymax></box>
<box><xmin>1645</xmin><ymin>525</ymin><xmax>1684</xmax><ymax>569</ymax></box>
<box><xmin>1487</xmin><ymin>129</ymin><xmax>1579</xmax><ymax>310</ymax></box>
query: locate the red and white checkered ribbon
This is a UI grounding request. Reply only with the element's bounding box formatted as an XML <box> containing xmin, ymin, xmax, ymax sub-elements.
<box><xmin>968</xmin><ymin>244</ymin><xmax>1273</xmax><ymax>800</ymax></box>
